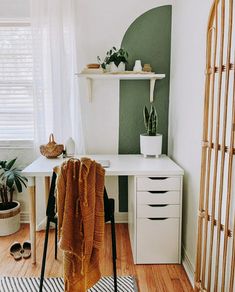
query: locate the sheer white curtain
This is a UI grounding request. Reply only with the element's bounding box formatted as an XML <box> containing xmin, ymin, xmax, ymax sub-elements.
<box><xmin>30</xmin><ymin>0</ymin><xmax>85</xmax><ymax>154</ymax></box>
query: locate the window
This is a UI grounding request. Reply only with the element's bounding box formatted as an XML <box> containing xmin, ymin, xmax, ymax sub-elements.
<box><xmin>0</xmin><ymin>22</ymin><xmax>34</xmax><ymax>147</ymax></box>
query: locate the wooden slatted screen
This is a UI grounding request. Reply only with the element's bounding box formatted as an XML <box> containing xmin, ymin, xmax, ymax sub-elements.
<box><xmin>195</xmin><ymin>0</ymin><xmax>235</xmax><ymax>291</ymax></box>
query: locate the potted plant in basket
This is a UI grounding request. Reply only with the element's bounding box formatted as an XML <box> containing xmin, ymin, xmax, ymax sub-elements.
<box><xmin>97</xmin><ymin>47</ymin><xmax>128</xmax><ymax>72</ymax></box>
<box><xmin>140</xmin><ymin>105</ymin><xmax>162</xmax><ymax>158</ymax></box>
<box><xmin>0</xmin><ymin>158</ymin><xmax>27</xmax><ymax>236</ymax></box>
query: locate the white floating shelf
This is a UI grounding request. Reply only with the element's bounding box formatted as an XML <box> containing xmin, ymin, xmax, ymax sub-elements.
<box><xmin>76</xmin><ymin>73</ymin><xmax>165</xmax><ymax>102</ymax></box>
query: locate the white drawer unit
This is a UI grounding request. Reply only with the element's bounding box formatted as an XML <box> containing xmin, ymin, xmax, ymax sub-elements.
<box><xmin>137</xmin><ymin>176</ymin><xmax>181</xmax><ymax>191</ymax></box>
<box><xmin>137</xmin><ymin>191</ymin><xmax>180</xmax><ymax>205</ymax></box>
<box><xmin>128</xmin><ymin>161</ymin><xmax>183</xmax><ymax>265</ymax></box>
<box><xmin>137</xmin><ymin>204</ymin><xmax>180</xmax><ymax>218</ymax></box>
<box><xmin>137</xmin><ymin>218</ymin><xmax>179</xmax><ymax>263</ymax></box>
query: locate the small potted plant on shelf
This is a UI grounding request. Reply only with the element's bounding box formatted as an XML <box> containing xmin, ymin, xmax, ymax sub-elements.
<box><xmin>97</xmin><ymin>47</ymin><xmax>128</xmax><ymax>72</ymax></box>
<box><xmin>140</xmin><ymin>105</ymin><xmax>162</xmax><ymax>158</ymax></box>
<box><xmin>0</xmin><ymin>158</ymin><xmax>27</xmax><ymax>236</ymax></box>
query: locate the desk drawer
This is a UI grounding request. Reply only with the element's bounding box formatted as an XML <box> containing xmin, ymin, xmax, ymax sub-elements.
<box><xmin>137</xmin><ymin>204</ymin><xmax>180</xmax><ymax>218</ymax></box>
<box><xmin>137</xmin><ymin>191</ymin><xmax>180</xmax><ymax>205</ymax></box>
<box><xmin>136</xmin><ymin>218</ymin><xmax>179</xmax><ymax>263</ymax></box>
<box><xmin>137</xmin><ymin>177</ymin><xmax>181</xmax><ymax>191</ymax></box>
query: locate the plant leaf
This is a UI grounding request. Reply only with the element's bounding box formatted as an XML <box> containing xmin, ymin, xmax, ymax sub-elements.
<box><xmin>5</xmin><ymin>158</ymin><xmax>17</xmax><ymax>170</ymax></box>
<box><xmin>14</xmin><ymin>177</ymin><xmax>23</xmax><ymax>193</ymax></box>
<box><xmin>6</xmin><ymin>173</ymin><xmax>15</xmax><ymax>189</ymax></box>
<box><xmin>0</xmin><ymin>161</ymin><xmax>7</xmax><ymax>169</ymax></box>
<box><xmin>17</xmin><ymin>176</ymin><xmax>27</xmax><ymax>188</ymax></box>
<box><xmin>143</xmin><ymin>106</ymin><xmax>149</xmax><ymax>132</ymax></box>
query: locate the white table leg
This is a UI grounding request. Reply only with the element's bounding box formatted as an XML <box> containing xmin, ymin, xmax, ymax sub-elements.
<box><xmin>28</xmin><ymin>177</ymin><xmax>36</xmax><ymax>264</ymax></box>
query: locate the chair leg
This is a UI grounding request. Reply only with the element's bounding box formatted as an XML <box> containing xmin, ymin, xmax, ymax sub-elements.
<box><xmin>110</xmin><ymin>215</ymin><xmax>117</xmax><ymax>292</ymax></box>
<box><xmin>55</xmin><ymin>219</ymin><xmax>58</xmax><ymax>260</ymax></box>
<box><xmin>39</xmin><ymin>217</ymin><xmax>51</xmax><ymax>292</ymax></box>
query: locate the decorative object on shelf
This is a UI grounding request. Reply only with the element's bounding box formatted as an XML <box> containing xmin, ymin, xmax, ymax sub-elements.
<box><xmin>97</xmin><ymin>47</ymin><xmax>128</xmax><ymax>72</ymax></box>
<box><xmin>65</xmin><ymin>137</ymin><xmax>75</xmax><ymax>157</ymax></box>
<box><xmin>109</xmin><ymin>61</ymin><xmax>125</xmax><ymax>72</ymax></box>
<box><xmin>81</xmin><ymin>63</ymin><xmax>104</xmax><ymax>75</ymax></box>
<box><xmin>133</xmin><ymin>60</ymin><xmax>142</xmax><ymax>72</ymax></box>
<box><xmin>0</xmin><ymin>158</ymin><xmax>27</xmax><ymax>236</ymax></box>
<box><xmin>140</xmin><ymin>105</ymin><xmax>162</xmax><ymax>158</ymax></box>
<box><xmin>40</xmin><ymin>134</ymin><xmax>64</xmax><ymax>159</ymax></box>
<box><xmin>87</xmin><ymin>63</ymin><xmax>100</xmax><ymax>69</ymax></box>
<box><xmin>143</xmin><ymin>64</ymin><xmax>152</xmax><ymax>72</ymax></box>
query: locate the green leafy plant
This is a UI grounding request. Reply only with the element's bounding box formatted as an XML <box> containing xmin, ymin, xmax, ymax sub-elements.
<box><xmin>97</xmin><ymin>47</ymin><xmax>129</xmax><ymax>69</ymax></box>
<box><xmin>143</xmin><ymin>105</ymin><xmax>158</xmax><ymax>136</ymax></box>
<box><xmin>0</xmin><ymin>158</ymin><xmax>27</xmax><ymax>206</ymax></box>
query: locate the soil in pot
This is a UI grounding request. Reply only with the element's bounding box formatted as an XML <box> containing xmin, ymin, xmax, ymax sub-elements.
<box><xmin>0</xmin><ymin>201</ymin><xmax>18</xmax><ymax>211</ymax></box>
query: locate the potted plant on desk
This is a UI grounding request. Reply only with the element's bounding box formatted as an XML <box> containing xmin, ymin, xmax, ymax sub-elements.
<box><xmin>140</xmin><ymin>105</ymin><xmax>162</xmax><ymax>158</ymax></box>
<box><xmin>98</xmin><ymin>47</ymin><xmax>128</xmax><ymax>72</ymax></box>
<box><xmin>0</xmin><ymin>158</ymin><xmax>27</xmax><ymax>236</ymax></box>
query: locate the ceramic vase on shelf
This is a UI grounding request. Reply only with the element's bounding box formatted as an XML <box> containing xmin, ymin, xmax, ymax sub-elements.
<box><xmin>109</xmin><ymin>62</ymin><xmax>125</xmax><ymax>72</ymax></box>
<box><xmin>65</xmin><ymin>137</ymin><xmax>75</xmax><ymax>157</ymax></box>
<box><xmin>133</xmin><ymin>60</ymin><xmax>142</xmax><ymax>72</ymax></box>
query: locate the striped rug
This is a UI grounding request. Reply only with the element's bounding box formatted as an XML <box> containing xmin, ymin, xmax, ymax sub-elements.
<box><xmin>0</xmin><ymin>276</ymin><xmax>138</xmax><ymax>292</ymax></box>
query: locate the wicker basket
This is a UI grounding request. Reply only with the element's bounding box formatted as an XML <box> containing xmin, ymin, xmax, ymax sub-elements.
<box><xmin>40</xmin><ymin>134</ymin><xmax>64</xmax><ymax>159</ymax></box>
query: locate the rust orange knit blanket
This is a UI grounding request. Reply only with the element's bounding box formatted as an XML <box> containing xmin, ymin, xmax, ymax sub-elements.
<box><xmin>56</xmin><ymin>158</ymin><xmax>105</xmax><ymax>292</ymax></box>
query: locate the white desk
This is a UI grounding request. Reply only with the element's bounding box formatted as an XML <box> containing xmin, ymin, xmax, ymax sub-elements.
<box><xmin>22</xmin><ymin>154</ymin><xmax>183</xmax><ymax>264</ymax></box>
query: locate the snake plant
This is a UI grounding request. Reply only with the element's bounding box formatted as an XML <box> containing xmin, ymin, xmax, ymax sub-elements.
<box><xmin>143</xmin><ymin>105</ymin><xmax>158</xmax><ymax>136</ymax></box>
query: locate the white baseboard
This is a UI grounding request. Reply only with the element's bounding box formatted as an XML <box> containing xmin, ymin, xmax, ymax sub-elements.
<box><xmin>20</xmin><ymin>212</ymin><xmax>29</xmax><ymax>223</ymax></box>
<box><xmin>20</xmin><ymin>212</ymin><xmax>128</xmax><ymax>224</ymax></box>
<box><xmin>115</xmin><ymin>212</ymin><xmax>128</xmax><ymax>223</ymax></box>
<box><xmin>182</xmin><ymin>245</ymin><xmax>195</xmax><ymax>287</ymax></box>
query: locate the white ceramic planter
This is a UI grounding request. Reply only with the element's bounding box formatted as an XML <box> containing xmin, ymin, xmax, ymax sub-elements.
<box><xmin>133</xmin><ymin>60</ymin><xmax>142</xmax><ymax>72</ymax></box>
<box><xmin>140</xmin><ymin>134</ymin><xmax>162</xmax><ymax>158</ymax></box>
<box><xmin>0</xmin><ymin>201</ymin><xmax>21</xmax><ymax>236</ymax></box>
<box><xmin>109</xmin><ymin>62</ymin><xmax>125</xmax><ymax>72</ymax></box>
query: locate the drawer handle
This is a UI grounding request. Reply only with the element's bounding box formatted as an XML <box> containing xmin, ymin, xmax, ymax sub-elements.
<box><xmin>148</xmin><ymin>191</ymin><xmax>168</xmax><ymax>194</ymax></box>
<box><xmin>148</xmin><ymin>218</ymin><xmax>168</xmax><ymax>221</ymax></box>
<box><xmin>148</xmin><ymin>204</ymin><xmax>168</xmax><ymax>207</ymax></box>
<box><xmin>148</xmin><ymin>177</ymin><xmax>168</xmax><ymax>180</ymax></box>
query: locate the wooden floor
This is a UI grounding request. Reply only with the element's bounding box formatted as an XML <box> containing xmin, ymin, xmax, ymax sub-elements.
<box><xmin>0</xmin><ymin>224</ymin><xmax>193</xmax><ymax>292</ymax></box>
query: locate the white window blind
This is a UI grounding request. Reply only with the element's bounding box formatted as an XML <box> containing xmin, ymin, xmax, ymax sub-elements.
<box><xmin>0</xmin><ymin>23</ymin><xmax>34</xmax><ymax>145</ymax></box>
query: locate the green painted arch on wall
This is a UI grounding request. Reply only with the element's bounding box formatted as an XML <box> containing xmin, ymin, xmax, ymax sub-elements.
<box><xmin>118</xmin><ymin>5</ymin><xmax>172</xmax><ymax>211</ymax></box>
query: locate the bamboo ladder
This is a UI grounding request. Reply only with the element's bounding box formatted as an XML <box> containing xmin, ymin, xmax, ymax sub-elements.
<box><xmin>195</xmin><ymin>0</ymin><xmax>235</xmax><ymax>291</ymax></box>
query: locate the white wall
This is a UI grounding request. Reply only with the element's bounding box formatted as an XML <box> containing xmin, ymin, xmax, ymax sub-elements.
<box><xmin>0</xmin><ymin>0</ymin><xmax>30</xmax><ymax>18</ymax></box>
<box><xmin>169</xmin><ymin>0</ymin><xmax>213</xmax><ymax>278</ymax></box>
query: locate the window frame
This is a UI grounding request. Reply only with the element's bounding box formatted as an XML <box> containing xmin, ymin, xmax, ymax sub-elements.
<box><xmin>0</xmin><ymin>18</ymin><xmax>34</xmax><ymax>148</ymax></box>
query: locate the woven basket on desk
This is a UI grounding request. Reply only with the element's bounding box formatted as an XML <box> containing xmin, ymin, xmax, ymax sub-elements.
<box><xmin>40</xmin><ymin>134</ymin><xmax>64</xmax><ymax>159</ymax></box>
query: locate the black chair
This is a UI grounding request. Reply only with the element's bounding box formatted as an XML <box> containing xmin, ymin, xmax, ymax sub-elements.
<box><xmin>39</xmin><ymin>171</ymin><xmax>117</xmax><ymax>292</ymax></box>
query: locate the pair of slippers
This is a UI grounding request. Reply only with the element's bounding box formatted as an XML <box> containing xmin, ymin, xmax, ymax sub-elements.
<box><xmin>10</xmin><ymin>241</ymin><xmax>31</xmax><ymax>261</ymax></box>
